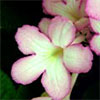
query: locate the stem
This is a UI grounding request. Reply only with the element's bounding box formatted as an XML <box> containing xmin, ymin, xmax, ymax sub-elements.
<box><xmin>63</xmin><ymin>73</ymin><xmax>79</xmax><ymax>100</ymax></box>
<box><xmin>71</xmin><ymin>73</ymin><xmax>79</xmax><ymax>89</ymax></box>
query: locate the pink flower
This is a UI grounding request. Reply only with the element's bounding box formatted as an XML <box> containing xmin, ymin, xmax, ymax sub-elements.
<box><xmin>42</xmin><ymin>0</ymin><xmax>90</xmax><ymax>32</ymax></box>
<box><xmin>43</xmin><ymin>0</ymin><xmax>87</xmax><ymax>22</ymax></box>
<box><xmin>11</xmin><ymin>16</ymin><xmax>93</xmax><ymax>100</ymax></box>
<box><xmin>85</xmin><ymin>0</ymin><xmax>100</xmax><ymax>55</ymax></box>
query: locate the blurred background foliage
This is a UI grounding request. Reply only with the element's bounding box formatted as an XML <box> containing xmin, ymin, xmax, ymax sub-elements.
<box><xmin>0</xmin><ymin>1</ymin><xmax>100</xmax><ymax>100</ymax></box>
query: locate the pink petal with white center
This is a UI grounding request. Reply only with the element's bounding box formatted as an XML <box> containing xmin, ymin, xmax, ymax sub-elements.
<box><xmin>85</xmin><ymin>0</ymin><xmax>100</xmax><ymax>20</ymax></box>
<box><xmin>38</xmin><ymin>18</ymin><xmax>51</xmax><ymax>34</ymax></box>
<box><xmin>41</xmin><ymin>57</ymin><xmax>71</xmax><ymax>100</ymax></box>
<box><xmin>63</xmin><ymin>44</ymin><xmax>93</xmax><ymax>73</ymax></box>
<box><xmin>75</xmin><ymin>17</ymin><xmax>89</xmax><ymax>31</ymax></box>
<box><xmin>11</xmin><ymin>55</ymin><xmax>50</xmax><ymax>85</ymax></box>
<box><xmin>90</xmin><ymin>35</ymin><xmax>100</xmax><ymax>55</ymax></box>
<box><xmin>90</xmin><ymin>18</ymin><xmax>100</xmax><ymax>34</ymax></box>
<box><xmin>48</xmin><ymin>16</ymin><xmax>76</xmax><ymax>48</ymax></box>
<box><xmin>15</xmin><ymin>25</ymin><xmax>55</xmax><ymax>55</ymax></box>
<box><xmin>31</xmin><ymin>97</ymin><xmax>51</xmax><ymax>100</ymax></box>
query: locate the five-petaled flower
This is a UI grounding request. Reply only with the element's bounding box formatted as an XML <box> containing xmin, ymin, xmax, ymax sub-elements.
<box><xmin>11</xmin><ymin>16</ymin><xmax>93</xmax><ymax>100</ymax></box>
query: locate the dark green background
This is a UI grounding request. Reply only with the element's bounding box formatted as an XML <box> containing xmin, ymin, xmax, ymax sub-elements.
<box><xmin>1</xmin><ymin>1</ymin><xmax>100</xmax><ymax>100</ymax></box>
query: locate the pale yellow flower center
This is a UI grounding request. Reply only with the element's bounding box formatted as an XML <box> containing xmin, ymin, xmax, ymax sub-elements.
<box><xmin>47</xmin><ymin>47</ymin><xmax>63</xmax><ymax>62</ymax></box>
<box><xmin>52</xmin><ymin>47</ymin><xmax>63</xmax><ymax>57</ymax></box>
<box><xmin>69</xmin><ymin>11</ymin><xmax>81</xmax><ymax>21</ymax></box>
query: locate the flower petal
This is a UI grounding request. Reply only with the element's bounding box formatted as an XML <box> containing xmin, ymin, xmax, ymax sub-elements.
<box><xmin>43</xmin><ymin>0</ymin><xmax>75</xmax><ymax>21</ymax></box>
<box><xmin>41</xmin><ymin>57</ymin><xmax>71</xmax><ymax>100</ymax></box>
<box><xmin>78</xmin><ymin>0</ymin><xmax>87</xmax><ymax>17</ymax></box>
<box><xmin>31</xmin><ymin>97</ymin><xmax>51</xmax><ymax>100</ymax></box>
<box><xmin>43</xmin><ymin>0</ymin><xmax>86</xmax><ymax>22</ymax></box>
<box><xmin>48</xmin><ymin>16</ymin><xmax>76</xmax><ymax>47</ymax></box>
<box><xmin>90</xmin><ymin>18</ymin><xmax>100</xmax><ymax>34</ymax></box>
<box><xmin>15</xmin><ymin>25</ymin><xmax>55</xmax><ymax>55</ymax></box>
<box><xmin>38</xmin><ymin>18</ymin><xmax>51</xmax><ymax>34</ymax></box>
<box><xmin>85</xmin><ymin>0</ymin><xmax>100</xmax><ymax>20</ymax></box>
<box><xmin>11</xmin><ymin>55</ymin><xmax>51</xmax><ymax>85</ymax></box>
<box><xmin>90</xmin><ymin>35</ymin><xmax>100</xmax><ymax>55</ymax></box>
<box><xmin>63</xmin><ymin>44</ymin><xmax>93</xmax><ymax>73</ymax></box>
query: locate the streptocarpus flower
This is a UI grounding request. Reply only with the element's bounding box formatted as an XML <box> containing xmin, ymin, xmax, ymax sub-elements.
<box><xmin>42</xmin><ymin>0</ymin><xmax>91</xmax><ymax>38</ymax></box>
<box><xmin>11</xmin><ymin>16</ymin><xmax>93</xmax><ymax>100</ymax></box>
<box><xmin>85</xmin><ymin>0</ymin><xmax>100</xmax><ymax>55</ymax></box>
<box><xmin>43</xmin><ymin>0</ymin><xmax>87</xmax><ymax>23</ymax></box>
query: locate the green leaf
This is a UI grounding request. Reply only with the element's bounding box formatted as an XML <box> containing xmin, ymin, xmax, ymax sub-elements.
<box><xmin>0</xmin><ymin>69</ymin><xmax>16</xmax><ymax>99</ymax></box>
<box><xmin>15</xmin><ymin>85</ymin><xmax>35</xmax><ymax>99</ymax></box>
<box><xmin>15</xmin><ymin>85</ymin><xmax>28</xmax><ymax>99</ymax></box>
